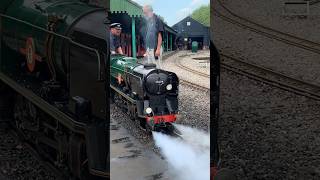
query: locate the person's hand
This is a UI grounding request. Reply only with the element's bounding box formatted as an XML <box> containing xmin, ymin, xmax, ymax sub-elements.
<box><xmin>155</xmin><ymin>48</ymin><xmax>160</xmax><ymax>57</ymax></box>
<box><xmin>143</xmin><ymin>53</ymin><xmax>147</xmax><ymax>57</ymax></box>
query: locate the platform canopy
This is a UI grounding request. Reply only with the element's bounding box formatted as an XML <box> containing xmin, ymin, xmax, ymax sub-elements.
<box><xmin>110</xmin><ymin>0</ymin><xmax>143</xmax><ymax>17</ymax></box>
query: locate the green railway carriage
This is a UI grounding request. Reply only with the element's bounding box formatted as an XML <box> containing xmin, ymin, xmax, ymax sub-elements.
<box><xmin>0</xmin><ymin>0</ymin><xmax>109</xmax><ymax>179</ymax></box>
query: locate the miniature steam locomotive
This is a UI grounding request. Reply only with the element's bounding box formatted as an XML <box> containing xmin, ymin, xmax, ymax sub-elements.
<box><xmin>110</xmin><ymin>55</ymin><xmax>179</xmax><ymax>133</ymax></box>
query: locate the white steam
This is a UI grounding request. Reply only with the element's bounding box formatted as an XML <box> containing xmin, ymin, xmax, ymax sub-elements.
<box><xmin>153</xmin><ymin>124</ymin><xmax>210</xmax><ymax>180</ymax></box>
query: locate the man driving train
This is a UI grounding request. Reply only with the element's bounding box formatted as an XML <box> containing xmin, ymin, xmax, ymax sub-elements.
<box><xmin>109</xmin><ymin>23</ymin><xmax>123</xmax><ymax>55</ymax></box>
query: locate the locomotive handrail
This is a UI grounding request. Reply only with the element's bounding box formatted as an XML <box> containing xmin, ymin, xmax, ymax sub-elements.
<box><xmin>0</xmin><ymin>72</ymin><xmax>87</xmax><ymax>133</ymax></box>
<box><xmin>110</xmin><ymin>84</ymin><xmax>136</xmax><ymax>104</ymax></box>
<box><xmin>110</xmin><ymin>66</ymin><xmax>144</xmax><ymax>92</ymax></box>
<box><xmin>111</xmin><ymin>66</ymin><xmax>143</xmax><ymax>81</ymax></box>
<box><xmin>0</xmin><ymin>13</ymin><xmax>103</xmax><ymax>81</ymax></box>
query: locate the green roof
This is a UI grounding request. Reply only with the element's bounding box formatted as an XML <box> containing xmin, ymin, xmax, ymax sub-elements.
<box><xmin>110</xmin><ymin>0</ymin><xmax>143</xmax><ymax>17</ymax></box>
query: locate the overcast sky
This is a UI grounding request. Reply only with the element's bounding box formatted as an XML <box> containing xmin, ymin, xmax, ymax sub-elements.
<box><xmin>132</xmin><ymin>0</ymin><xmax>209</xmax><ymax>26</ymax></box>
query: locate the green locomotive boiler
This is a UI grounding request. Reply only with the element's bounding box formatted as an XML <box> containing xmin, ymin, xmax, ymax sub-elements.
<box><xmin>0</xmin><ymin>0</ymin><xmax>109</xmax><ymax>179</ymax></box>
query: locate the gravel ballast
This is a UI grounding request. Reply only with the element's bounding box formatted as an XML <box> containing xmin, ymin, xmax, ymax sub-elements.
<box><xmin>213</xmin><ymin>10</ymin><xmax>320</xmax><ymax>85</ymax></box>
<box><xmin>213</xmin><ymin>1</ymin><xmax>320</xmax><ymax>178</ymax></box>
<box><xmin>214</xmin><ymin>0</ymin><xmax>320</xmax><ymax>43</ymax></box>
<box><xmin>0</xmin><ymin>123</ymin><xmax>58</xmax><ymax>180</ymax></box>
<box><xmin>219</xmin><ymin>66</ymin><xmax>320</xmax><ymax>179</ymax></box>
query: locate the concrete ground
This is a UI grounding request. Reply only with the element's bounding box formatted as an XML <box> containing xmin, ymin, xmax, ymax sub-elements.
<box><xmin>110</xmin><ymin>117</ymin><xmax>169</xmax><ymax>180</ymax></box>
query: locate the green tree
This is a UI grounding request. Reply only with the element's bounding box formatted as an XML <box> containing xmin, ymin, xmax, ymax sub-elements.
<box><xmin>191</xmin><ymin>5</ymin><xmax>210</xmax><ymax>27</ymax></box>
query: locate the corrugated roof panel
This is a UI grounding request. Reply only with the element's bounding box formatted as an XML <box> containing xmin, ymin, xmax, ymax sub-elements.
<box><xmin>110</xmin><ymin>0</ymin><xmax>143</xmax><ymax>17</ymax></box>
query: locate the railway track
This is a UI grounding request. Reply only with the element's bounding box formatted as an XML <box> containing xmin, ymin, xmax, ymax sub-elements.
<box><xmin>310</xmin><ymin>0</ymin><xmax>320</xmax><ymax>5</ymax></box>
<box><xmin>179</xmin><ymin>79</ymin><xmax>209</xmax><ymax>92</ymax></box>
<box><xmin>0</xmin><ymin>121</ymin><xmax>64</xmax><ymax>180</ymax></box>
<box><xmin>172</xmin><ymin>56</ymin><xmax>210</xmax><ymax>92</ymax></box>
<box><xmin>214</xmin><ymin>1</ymin><xmax>320</xmax><ymax>99</ymax></box>
<box><xmin>214</xmin><ymin>0</ymin><xmax>320</xmax><ymax>55</ymax></box>
<box><xmin>175</xmin><ymin>58</ymin><xmax>210</xmax><ymax>78</ymax></box>
<box><xmin>9</xmin><ymin>129</ymin><xmax>67</xmax><ymax>180</ymax></box>
<box><xmin>221</xmin><ymin>53</ymin><xmax>320</xmax><ymax>101</ymax></box>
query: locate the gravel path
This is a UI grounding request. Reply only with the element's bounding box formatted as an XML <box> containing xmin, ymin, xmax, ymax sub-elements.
<box><xmin>212</xmin><ymin>10</ymin><xmax>320</xmax><ymax>85</ymax></box>
<box><xmin>219</xmin><ymin>69</ymin><xmax>320</xmax><ymax>179</ymax></box>
<box><xmin>0</xmin><ymin>122</ymin><xmax>58</xmax><ymax>180</ymax></box>
<box><xmin>214</xmin><ymin>0</ymin><xmax>320</xmax><ymax>43</ymax></box>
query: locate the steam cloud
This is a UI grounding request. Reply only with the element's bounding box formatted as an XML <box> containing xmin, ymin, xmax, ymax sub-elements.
<box><xmin>143</xmin><ymin>16</ymin><xmax>156</xmax><ymax>64</ymax></box>
<box><xmin>153</xmin><ymin>124</ymin><xmax>210</xmax><ymax>180</ymax></box>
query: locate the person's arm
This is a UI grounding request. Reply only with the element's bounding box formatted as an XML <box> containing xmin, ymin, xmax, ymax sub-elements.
<box><xmin>155</xmin><ymin>17</ymin><xmax>164</xmax><ymax>57</ymax></box>
<box><xmin>117</xmin><ymin>46</ymin><xmax>123</xmax><ymax>55</ymax></box>
<box><xmin>155</xmin><ymin>32</ymin><xmax>162</xmax><ymax>56</ymax></box>
<box><xmin>110</xmin><ymin>34</ymin><xmax>116</xmax><ymax>54</ymax></box>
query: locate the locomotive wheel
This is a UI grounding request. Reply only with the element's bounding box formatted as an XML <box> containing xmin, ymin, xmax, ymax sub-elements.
<box><xmin>13</xmin><ymin>95</ymin><xmax>39</xmax><ymax>138</ymax></box>
<box><xmin>110</xmin><ymin>89</ymin><xmax>115</xmax><ymax>104</ymax></box>
<box><xmin>0</xmin><ymin>82</ymin><xmax>13</xmax><ymax>119</ymax></box>
<box><xmin>0</xmin><ymin>83</ymin><xmax>7</xmax><ymax>117</ymax></box>
<box><xmin>137</xmin><ymin>117</ymin><xmax>146</xmax><ymax>129</ymax></box>
<box><xmin>128</xmin><ymin>105</ymin><xmax>137</xmax><ymax>121</ymax></box>
<box><xmin>113</xmin><ymin>92</ymin><xmax>127</xmax><ymax>113</ymax></box>
<box><xmin>69</xmin><ymin>135</ymin><xmax>86</xmax><ymax>180</ymax></box>
<box><xmin>68</xmin><ymin>135</ymin><xmax>105</xmax><ymax>180</ymax></box>
<box><xmin>145</xmin><ymin>124</ymin><xmax>153</xmax><ymax>135</ymax></box>
<box><xmin>136</xmin><ymin>117</ymin><xmax>153</xmax><ymax>135</ymax></box>
<box><xmin>165</xmin><ymin>123</ymin><xmax>182</xmax><ymax>137</ymax></box>
<box><xmin>0</xmin><ymin>17</ymin><xmax>2</xmax><ymax>59</ymax></box>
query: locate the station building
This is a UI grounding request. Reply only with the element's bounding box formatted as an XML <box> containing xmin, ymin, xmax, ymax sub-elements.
<box><xmin>172</xmin><ymin>16</ymin><xmax>210</xmax><ymax>50</ymax></box>
<box><xmin>87</xmin><ymin>0</ymin><xmax>178</xmax><ymax>57</ymax></box>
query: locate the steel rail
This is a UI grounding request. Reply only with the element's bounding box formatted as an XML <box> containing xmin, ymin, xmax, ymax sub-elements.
<box><xmin>221</xmin><ymin>53</ymin><xmax>320</xmax><ymax>101</ymax></box>
<box><xmin>8</xmin><ymin>129</ymin><xmax>67</xmax><ymax>180</ymax></box>
<box><xmin>175</xmin><ymin>57</ymin><xmax>210</xmax><ymax>78</ymax></box>
<box><xmin>216</xmin><ymin>0</ymin><xmax>320</xmax><ymax>47</ymax></box>
<box><xmin>180</xmin><ymin>79</ymin><xmax>209</xmax><ymax>92</ymax></box>
<box><xmin>171</xmin><ymin>56</ymin><xmax>210</xmax><ymax>91</ymax></box>
<box><xmin>214</xmin><ymin>0</ymin><xmax>320</xmax><ymax>55</ymax></box>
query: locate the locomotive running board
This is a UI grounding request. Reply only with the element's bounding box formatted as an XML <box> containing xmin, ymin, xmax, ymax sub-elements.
<box><xmin>110</xmin><ymin>85</ymin><xmax>146</xmax><ymax>119</ymax></box>
<box><xmin>110</xmin><ymin>85</ymin><xmax>136</xmax><ymax>104</ymax></box>
<box><xmin>0</xmin><ymin>72</ymin><xmax>86</xmax><ymax>134</ymax></box>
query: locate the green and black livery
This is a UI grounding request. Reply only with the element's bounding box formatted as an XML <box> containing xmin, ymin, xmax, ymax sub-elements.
<box><xmin>110</xmin><ymin>54</ymin><xmax>179</xmax><ymax>132</ymax></box>
<box><xmin>0</xmin><ymin>0</ymin><xmax>109</xmax><ymax>179</ymax></box>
